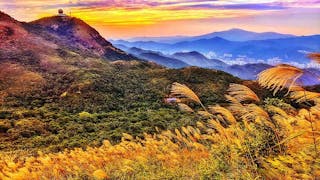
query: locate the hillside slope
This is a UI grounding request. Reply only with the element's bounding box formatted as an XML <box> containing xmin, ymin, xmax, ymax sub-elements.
<box><xmin>0</xmin><ymin>12</ymin><xmax>241</xmax><ymax>152</ymax></box>
<box><xmin>127</xmin><ymin>47</ymin><xmax>189</xmax><ymax>68</ymax></box>
<box><xmin>30</xmin><ymin>16</ymin><xmax>136</xmax><ymax>61</ymax></box>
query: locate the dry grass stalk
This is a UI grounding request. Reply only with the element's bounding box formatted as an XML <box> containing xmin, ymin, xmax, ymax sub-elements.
<box><xmin>225</xmin><ymin>95</ymin><xmax>241</xmax><ymax>105</ymax></box>
<box><xmin>171</xmin><ymin>82</ymin><xmax>207</xmax><ymax>111</ymax></box>
<box><xmin>228</xmin><ymin>83</ymin><xmax>260</xmax><ymax>102</ymax></box>
<box><xmin>266</xmin><ymin>105</ymin><xmax>289</xmax><ymax>119</ymax></box>
<box><xmin>242</xmin><ymin>104</ymin><xmax>270</xmax><ymax>123</ymax></box>
<box><xmin>171</xmin><ymin>82</ymin><xmax>201</xmax><ymax>104</ymax></box>
<box><xmin>257</xmin><ymin>64</ymin><xmax>303</xmax><ymax>95</ymax></box>
<box><xmin>209</xmin><ymin>105</ymin><xmax>237</xmax><ymax>124</ymax></box>
<box><xmin>177</xmin><ymin>103</ymin><xmax>194</xmax><ymax>113</ymax></box>
<box><xmin>290</xmin><ymin>90</ymin><xmax>320</xmax><ymax>103</ymax></box>
<box><xmin>197</xmin><ymin>111</ymin><xmax>213</xmax><ymax>118</ymax></box>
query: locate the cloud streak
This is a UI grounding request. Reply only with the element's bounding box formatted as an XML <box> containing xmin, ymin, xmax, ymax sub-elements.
<box><xmin>0</xmin><ymin>0</ymin><xmax>319</xmax><ymax>38</ymax></box>
<box><xmin>2</xmin><ymin>0</ymin><xmax>319</xmax><ymax>10</ymax></box>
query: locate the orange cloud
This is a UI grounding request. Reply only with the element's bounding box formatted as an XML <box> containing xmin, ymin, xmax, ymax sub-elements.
<box><xmin>67</xmin><ymin>7</ymin><xmax>261</xmax><ymax>26</ymax></box>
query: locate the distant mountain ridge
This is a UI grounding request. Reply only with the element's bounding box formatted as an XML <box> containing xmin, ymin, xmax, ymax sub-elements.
<box><xmin>115</xmin><ymin>44</ymin><xmax>276</xmax><ymax>80</ymax></box>
<box><xmin>171</xmin><ymin>51</ymin><xmax>226</xmax><ymax>68</ymax></box>
<box><xmin>113</xmin><ymin>34</ymin><xmax>320</xmax><ymax>64</ymax></box>
<box><xmin>126</xmin><ymin>35</ymin><xmax>190</xmax><ymax>44</ymax></box>
<box><xmin>114</xmin><ymin>44</ymin><xmax>320</xmax><ymax>82</ymax></box>
<box><xmin>121</xmin><ymin>28</ymin><xmax>296</xmax><ymax>43</ymax></box>
<box><xmin>125</xmin><ymin>47</ymin><xmax>227</xmax><ymax>69</ymax></box>
<box><xmin>127</xmin><ymin>47</ymin><xmax>188</xmax><ymax>68</ymax></box>
<box><xmin>188</xmin><ymin>28</ymin><xmax>296</xmax><ymax>42</ymax></box>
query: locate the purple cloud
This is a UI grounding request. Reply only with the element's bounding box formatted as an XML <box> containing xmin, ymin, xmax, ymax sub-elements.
<box><xmin>169</xmin><ymin>3</ymin><xmax>287</xmax><ymax>11</ymax></box>
<box><xmin>1</xmin><ymin>0</ymin><xmax>319</xmax><ymax>13</ymax></box>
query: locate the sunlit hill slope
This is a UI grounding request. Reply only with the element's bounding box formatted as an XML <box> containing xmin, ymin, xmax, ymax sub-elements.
<box><xmin>0</xmin><ymin>11</ymin><xmax>241</xmax><ymax>152</ymax></box>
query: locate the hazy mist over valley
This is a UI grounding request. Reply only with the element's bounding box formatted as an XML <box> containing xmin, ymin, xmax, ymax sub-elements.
<box><xmin>111</xmin><ymin>28</ymin><xmax>320</xmax><ymax>81</ymax></box>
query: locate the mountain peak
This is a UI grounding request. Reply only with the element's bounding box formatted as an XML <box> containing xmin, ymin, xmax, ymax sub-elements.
<box><xmin>174</xmin><ymin>51</ymin><xmax>206</xmax><ymax>57</ymax></box>
<box><xmin>193</xmin><ymin>28</ymin><xmax>296</xmax><ymax>42</ymax></box>
<box><xmin>228</xmin><ymin>28</ymin><xmax>249</xmax><ymax>32</ymax></box>
<box><xmin>188</xmin><ymin>51</ymin><xmax>203</xmax><ymax>55</ymax></box>
<box><xmin>172</xmin><ymin>51</ymin><xmax>226</xmax><ymax>68</ymax></box>
<box><xmin>30</xmin><ymin>15</ymin><xmax>136</xmax><ymax>61</ymax></box>
<box><xmin>31</xmin><ymin>16</ymin><xmax>104</xmax><ymax>40</ymax></box>
<box><xmin>210</xmin><ymin>36</ymin><xmax>230</xmax><ymax>41</ymax></box>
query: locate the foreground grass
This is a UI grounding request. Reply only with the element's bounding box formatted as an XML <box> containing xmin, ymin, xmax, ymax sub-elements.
<box><xmin>0</xmin><ymin>63</ymin><xmax>320</xmax><ymax>179</ymax></box>
<box><xmin>0</xmin><ymin>93</ymin><xmax>319</xmax><ymax>179</ymax></box>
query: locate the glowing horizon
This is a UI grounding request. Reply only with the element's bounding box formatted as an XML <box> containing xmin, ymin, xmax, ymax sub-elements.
<box><xmin>1</xmin><ymin>0</ymin><xmax>319</xmax><ymax>39</ymax></box>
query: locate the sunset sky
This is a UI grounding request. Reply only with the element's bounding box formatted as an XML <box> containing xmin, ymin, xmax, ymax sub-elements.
<box><xmin>1</xmin><ymin>0</ymin><xmax>320</xmax><ymax>39</ymax></box>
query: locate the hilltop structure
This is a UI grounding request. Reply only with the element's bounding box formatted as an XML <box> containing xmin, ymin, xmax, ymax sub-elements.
<box><xmin>58</xmin><ymin>9</ymin><xmax>66</xmax><ymax>16</ymax></box>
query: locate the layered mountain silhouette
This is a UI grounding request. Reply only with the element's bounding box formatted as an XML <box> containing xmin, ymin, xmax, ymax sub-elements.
<box><xmin>171</xmin><ymin>51</ymin><xmax>226</xmax><ymax>68</ymax></box>
<box><xmin>187</xmin><ymin>28</ymin><xmax>295</xmax><ymax>42</ymax></box>
<box><xmin>126</xmin><ymin>28</ymin><xmax>295</xmax><ymax>43</ymax></box>
<box><xmin>126</xmin><ymin>47</ymin><xmax>188</xmax><ymax>68</ymax></box>
<box><xmin>113</xmin><ymin>43</ymin><xmax>320</xmax><ymax>81</ymax></box>
<box><xmin>116</xmin><ymin>43</ymin><xmax>275</xmax><ymax>80</ymax></box>
<box><xmin>112</xmin><ymin>31</ymin><xmax>320</xmax><ymax>64</ymax></box>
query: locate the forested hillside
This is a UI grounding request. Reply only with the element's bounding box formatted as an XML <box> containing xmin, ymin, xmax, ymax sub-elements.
<box><xmin>0</xmin><ymin>12</ymin><xmax>240</xmax><ymax>152</ymax></box>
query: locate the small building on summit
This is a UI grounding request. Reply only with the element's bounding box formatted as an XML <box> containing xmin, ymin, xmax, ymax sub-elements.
<box><xmin>58</xmin><ymin>9</ymin><xmax>66</xmax><ymax>16</ymax></box>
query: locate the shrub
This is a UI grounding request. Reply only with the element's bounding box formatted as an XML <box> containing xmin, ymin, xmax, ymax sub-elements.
<box><xmin>78</xmin><ymin>111</ymin><xmax>94</xmax><ymax>120</ymax></box>
<box><xmin>264</xmin><ymin>97</ymin><xmax>295</xmax><ymax>112</ymax></box>
<box><xmin>8</xmin><ymin>119</ymin><xmax>47</xmax><ymax>138</ymax></box>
